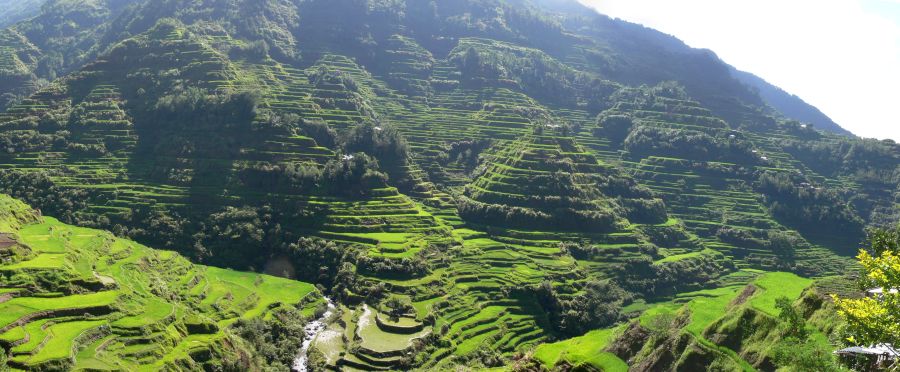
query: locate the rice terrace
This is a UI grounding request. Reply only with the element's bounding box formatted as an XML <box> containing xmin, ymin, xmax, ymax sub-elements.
<box><xmin>0</xmin><ymin>0</ymin><xmax>897</xmax><ymax>371</ymax></box>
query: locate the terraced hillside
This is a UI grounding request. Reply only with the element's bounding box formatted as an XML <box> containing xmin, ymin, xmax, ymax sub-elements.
<box><xmin>0</xmin><ymin>0</ymin><xmax>896</xmax><ymax>370</ymax></box>
<box><xmin>0</xmin><ymin>194</ymin><xmax>322</xmax><ymax>370</ymax></box>
<box><xmin>533</xmin><ymin>271</ymin><xmax>850</xmax><ymax>371</ymax></box>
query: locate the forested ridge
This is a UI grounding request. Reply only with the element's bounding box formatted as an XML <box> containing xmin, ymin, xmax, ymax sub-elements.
<box><xmin>0</xmin><ymin>0</ymin><xmax>897</xmax><ymax>370</ymax></box>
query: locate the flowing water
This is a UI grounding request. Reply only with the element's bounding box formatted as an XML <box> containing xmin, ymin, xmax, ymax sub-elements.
<box><xmin>292</xmin><ymin>297</ymin><xmax>335</xmax><ymax>372</ymax></box>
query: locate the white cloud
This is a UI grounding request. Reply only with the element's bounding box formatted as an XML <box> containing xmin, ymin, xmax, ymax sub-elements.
<box><xmin>578</xmin><ymin>0</ymin><xmax>900</xmax><ymax>141</ymax></box>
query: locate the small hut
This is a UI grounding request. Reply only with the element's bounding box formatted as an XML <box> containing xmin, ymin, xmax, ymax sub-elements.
<box><xmin>866</xmin><ymin>287</ymin><xmax>899</xmax><ymax>298</ymax></box>
<box><xmin>835</xmin><ymin>344</ymin><xmax>899</xmax><ymax>370</ymax></box>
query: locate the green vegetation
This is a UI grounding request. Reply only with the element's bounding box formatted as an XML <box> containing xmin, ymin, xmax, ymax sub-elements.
<box><xmin>533</xmin><ymin>327</ymin><xmax>627</xmax><ymax>371</ymax></box>
<box><xmin>0</xmin><ymin>0</ymin><xmax>895</xmax><ymax>370</ymax></box>
<box><xmin>0</xmin><ymin>194</ymin><xmax>320</xmax><ymax>370</ymax></box>
<box><xmin>750</xmin><ymin>272</ymin><xmax>814</xmax><ymax>315</ymax></box>
<box><xmin>834</xmin><ymin>227</ymin><xmax>900</xmax><ymax>348</ymax></box>
<box><xmin>534</xmin><ymin>272</ymin><xmax>845</xmax><ymax>371</ymax></box>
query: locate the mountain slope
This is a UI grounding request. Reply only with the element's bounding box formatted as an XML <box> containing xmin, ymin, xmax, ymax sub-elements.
<box><xmin>534</xmin><ymin>273</ymin><xmax>848</xmax><ymax>371</ymax></box>
<box><xmin>548</xmin><ymin>0</ymin><xmax>851</xmax><ymax>136</ymax></box>
<box><xmin>0</xmin><ymin>0</ymin><xmax>896</xmax><ymax>370</ymax></box>
<box><xmin>731</xmin><ymin>68</ymin><xmax>852</xmax><ymax>136</ymax></box>
<box><xmin>0</xmin><ymin>0</ymin><xmax>44</xmax><ymax>28</ymax></box>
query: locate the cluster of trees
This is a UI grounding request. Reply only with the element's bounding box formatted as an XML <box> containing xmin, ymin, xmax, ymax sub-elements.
<box><xmin>451</xmin><ymin>42</ymin><xmax>620</xmax><ymax>110</ymax></box>
<box><xmin>624</xmin><ymin>126</ymin><xmax>759</xmax><ymax>164</ymax></box>
<box><xmin>237</xmin><ymin>162</ymin><xmax>322</xmax><ymax>194</ymax></box>
<box><xmin>342</xmin><ymin>121</ymin><xmax>410</xmax><ymax>168</ymax></box>
<box><xmin>230</xmin><ymin>307</ymin><xmax>309</xmax><ymax>370</ymax></box>
<box><xmin>780</xmin><ymin>120</ymin><xmax>821</xmax><ymax>139</ymax></box>
<box><xmin>533</xmin><ymin>279</ymin><xmax>629</xmax><ymax>336</ymax></box>
<box><xmin>382</xmin><ymin>295</ymin><xmax>415</xmax><ymax>319</ymax></box>
<box><xmin>0</xmin><ymin>129</ymin><xmax>61</xmax><ymax>154</ymax></box>
<box><xmin>434</xmin><ymin>139</ymin><xmax>493</xmax><ymax>171</ymax></box>
<box><xmin>342</xmin><ymin>121</ymin><xmax>415</xmax><ymax>191</ymax></box>
<box><xmin>638</xmin><ymin>224</ymin><xmax>691</xmax><ymax>248</ymax></box>
<box><xmin>782</xmin><ymin>138</ymin><xmax>899</xmax><ymax>186</ymax></box>
<box><xmin>237</xmin><ymin>114</ymin><xmax>403</xmax><ymax>197</ymax></box>
<box><xmin>358</xmin><ymin>253</ymin><xmax>431</xmax><ymax>280</ymax></box>
<box><xmin>132</xmin><ymin>88</ymin><xmax>260</xmax><ymax>174</ymax></box>
<box><xmin>238</xmin><ymin>156</ymin><xmax>389</xmax><ymax>198</ymax></box>
<box><xmin>594</xmin><ymin>170</ymin><xmax>669</xmax><ymax>224</ymax></box>
<box><xmin>681</xmin><ymin>160</ymin><xmax>753</xmax><ymax>180</ymax></box>
<box><xmin>0</xmin><ymin>170</ymin><xmax>89</xmax><ymax>223</ymax></box>
<box><xmin>526</xmin><ymin>171</ymin><xmax>595</xmax><ymax>200</ymax></box>
<box><xmin>309</xmin><ymin>66</ymin><xmax>361</xmax><ymax>92</ymax></box>
<box><xmin>193</xmin><ymin>205</ymin><xmax>282</xmax><ymax>266</ymax></box>
<box><xmin>149</xmin><ymin>88</ymin><xmax>258</xmax><ymax>130</ymax></box>
<box><xmin>613</xmin><ymin>253</ymin><xmax>733</xmax><ymax>298</ymax></box>
<box><xmin>756</xmin><ymin>171</ymin><xmax>864</xmax><ymax>242</ymax></box>
<box><xmin>228</xmin><ymin>40</ymin><xmax>270</xmax><ymax>61</ymax></box>
<box><xmin>618</xmin><ymin>197</ymin><xmax>668</xmax><ymax>224</ymax></box>
<box><xmin>593</xmin><ymin>114</ymin><xmax>634</xmax><ymax>143</ymax></box>
<box><xmin>457</xmin><ymin>195</ymin><xmax>620</xmax><ymax>232</ymax></box>
<box><xmin>298</xmin><ymin>116</ymin><xmax>337</xmax><ymax>149</ymax></box>
<box><xmin>277</xmin><ymin>237</ymin><xmax>359</xmax><ymax>293</ymax></box>
<box><xmin>559</xmin><ymin>240</ymin><xmax>658</xmax><ymax>262</ymax></box>
<box><xmin>320</xmin><ymin>153</ymin><xmax>390</xmax><ymax>197</ymax></box>
<box><xmin>715</xmin><ymin>227</ymin><xmax>802</xmax><ymax>262</ymax></box>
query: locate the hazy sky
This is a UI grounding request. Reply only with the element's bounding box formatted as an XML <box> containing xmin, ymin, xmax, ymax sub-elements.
<box><xmin>578</xmin><ymin>0</ymin><xmax>900</xmax><ymax>141</ymax></box>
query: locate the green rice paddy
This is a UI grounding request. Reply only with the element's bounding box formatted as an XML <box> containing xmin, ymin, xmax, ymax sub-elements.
<box><xmin>0</xmin><ymin>19</ymin><xmax>880</xmax><ymax>370</ymax></box>
<box><xmin>0</xmin><ymin>195</ymin><xmax>320</xmax><ymax>370</ymax></box>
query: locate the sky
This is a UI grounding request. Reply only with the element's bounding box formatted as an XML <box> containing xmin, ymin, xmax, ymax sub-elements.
<box><xmin>577</xmin><ymin>0</ymin><xmax>900</xmax><ymax>141</ymax></box>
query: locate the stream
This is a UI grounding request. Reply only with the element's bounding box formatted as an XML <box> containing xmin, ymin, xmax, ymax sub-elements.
<box><xmin>292</xmin><ymin>297</ymin><xmax>335</xmax><ymax>372</ymax></box>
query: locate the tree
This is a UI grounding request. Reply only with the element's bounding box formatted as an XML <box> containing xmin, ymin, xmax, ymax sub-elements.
<box><xmin>533</xmin><ymin>279</ymin><xmax>627</xmax><ymax>336</ymax></box>
<box><xmin>462</xmin><ymin>47</ymin><xmax>482</xmax><ymax>75</ymax></box>
<box><xmin>595</xmin><ymin>114</ymin><xmax>634</xmax><ymax>143</ymax></box>
<box><xmin>772</xmin><ymin>296</ymin><xmax>844</xmax><ymax>371</ymax></box>
<box><xmin>768</xmin><ymin>231</ymin><xmax>798</xmax><ymax>261</ymax></box>
<box><xmin>775</xmin><ymin>296</ymin><xmax>807</xmax><ymax>340</ymax></box>
<box><xmin>342</xmin><ymin>122</ymin><xmax>410</xmax><ymax>167</ymax></box>
<box><xmin>833</xmin><ymin>227</ymin><xmax>900</xmax><ymax>347</ymax></box>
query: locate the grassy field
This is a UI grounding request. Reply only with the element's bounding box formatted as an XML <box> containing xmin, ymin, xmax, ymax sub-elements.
<box><xmin>533</xmin><ymin>327</ymin><xmax>628</xmax><ymax>371</ymax></box>
<box><xmin>750</xmin><ymin>272</ymin><xmax>814</xmax><ymax>316</ymax></box>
